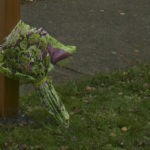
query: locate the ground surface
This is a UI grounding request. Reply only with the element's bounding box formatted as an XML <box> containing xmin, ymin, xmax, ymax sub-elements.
<box><xmin>2</xmin><ymin>63</ymin><xmax>150</xmax><ymax>149</ymax></box>
<box><xmin>20</xmin><ymin>0</ymin><xmax>150</xmax><ymax>94</ymax></box>
<box><xmin>1</xmin><ymin>1</ymin><xmax>150</xmax><ymax>149</ymax></box>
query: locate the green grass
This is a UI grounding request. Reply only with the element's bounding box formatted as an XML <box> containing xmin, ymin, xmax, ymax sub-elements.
<box><xmin>1</xmin><ymin>62</ymin><xmax>150</xmax><ymax>150</ymax></box>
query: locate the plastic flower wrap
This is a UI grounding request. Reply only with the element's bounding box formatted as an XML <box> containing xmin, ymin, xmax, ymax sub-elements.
<box><xmin>0</xmin><ymin>20</ymin><xmax>76</xmax><ymax>127</ymax></box>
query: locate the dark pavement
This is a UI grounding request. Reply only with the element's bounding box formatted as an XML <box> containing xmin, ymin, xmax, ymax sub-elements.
<box><xmin>20</xmin><ymin>0</ymin><xmax>150</xmax><ymax>94</ymax></box>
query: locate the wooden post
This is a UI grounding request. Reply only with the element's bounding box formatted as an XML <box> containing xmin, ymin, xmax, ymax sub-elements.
<box><xmin>0</xmin><ymin>0</ymin><xmax>20</xmax><ymax>117</ymax></box>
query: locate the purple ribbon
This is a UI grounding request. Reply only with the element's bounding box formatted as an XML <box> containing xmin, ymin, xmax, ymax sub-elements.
<box><xmin>47</xmin><ymin>43</ymin><xmax>72</xmax><ymax>65</ymax></box>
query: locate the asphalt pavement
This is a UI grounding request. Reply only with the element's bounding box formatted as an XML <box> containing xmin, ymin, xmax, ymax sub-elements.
<box><xmin>20</xmin><ymin>0</ymin><xmax>150</xmax><ymax>94</ymax></box>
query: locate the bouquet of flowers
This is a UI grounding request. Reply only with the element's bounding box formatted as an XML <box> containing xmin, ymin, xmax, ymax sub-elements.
<box><xmin>0</xmin><ymin>20</ymin><xmax>76</xmax><ymax>127</ymax></box>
